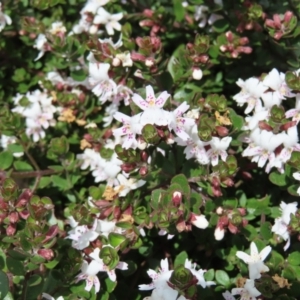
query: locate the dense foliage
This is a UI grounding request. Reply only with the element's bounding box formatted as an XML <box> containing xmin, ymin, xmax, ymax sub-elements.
<box><xmin>1</xmin><ymin>0</ymin><xmax>300</xmax><ymax>299</ymax></box>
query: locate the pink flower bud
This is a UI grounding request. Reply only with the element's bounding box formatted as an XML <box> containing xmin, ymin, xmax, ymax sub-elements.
<box><xmin>172</xmin><ymin>191</ymin><xmax>182</xmax><ymax>206</ymax></box>
<box><xmin>273</xmin><ymin>14</ymin><xmax>282</xmax><ymax>28</ymax></box>
<box><xmin>143</xmin><ymin>9</ymin><xmax>154</xmax><ymax>18</ymax></box>
<box><xmin>284</xmin><ymin>11</ymin><xmax>294</xmax><ymax>23</ymax></box>
<box><xmin>216</xmin><ymin>126</ymin><xmax>229</xmax><ymax>137</ymax></box>
<box><xmin>228</xmin><ymin>222</ymin><xmax>238</xmax><ymax>234</ymax></box>
<box><xmin>140</xmin><ymin>151</ymin><xmax>148</xmax><ymax>162</ymax></box>
<box><xmin>176</xmin><ymin>218</ymin><xmax>186</xmax><ymax>232</ymax></box>
<box><xmin>112</xmin><ymin>57</ymin><xmax>121</xmax><ymax>67</ymax></box>
<box><xmin>9</xmin><ymin>212</ymin><xmax>19</xmax><ymax>223</ymax></box>
<box><xmin>274</xmin><ymin>32</ymin><xmax>283</xmax><ymax>40</ymax></box>
<box><xmin>139</xmin><ymin>166</ymin><xmax>148</xmax><ymax>176</ymax></box>
<box><xmin>239</xmin><ymin>37</ymin><xmax>249</xmax><ymax>45</ymax></box>
<box><xmin>19</xmin><ymin>210</ymin><xmax>30</xmax><ymax>220</ymax></box>
<box><xmin>121</xmin><ymin>163</ymin><xmax>137</xmax><ymax>173</ymax></box>
<box><xmin>38</xmin><ymin>249</ymin><xmax>54</xmax><ymax>260</ymax></box>
<box><xmin>6</xmin><ymin>224</ymin><xmax>16</xmax><ymax>236</ymax></box>
<box><xmin>225</xmin><ymin>31</ymin><xmax>234</xmax><ymax>42</ymax></box>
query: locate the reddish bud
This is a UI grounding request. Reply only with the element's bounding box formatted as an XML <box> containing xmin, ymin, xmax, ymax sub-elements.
<box><xmin>238</xmin><ymin>208</ymin><xmax>247</xmax><ymax>216</ymax></box>
<box><xmin>131</xmin><ymin>52</ymin><xmax>146</xmax><ymax>62</ymax></box>
<box><xmin>216</xmin><ymin>126</ymin><xmax>229</xmax><ymax>137</ymax></box>
<box><xmin>273</xmin><ymin>14</ymin><xmax>282</xmax><ymax>28</ymax></box>
<box><xmin>280</xmin><ymin>121</ymin><xmax>297</xmax><ymax>131</ymax></box>
<box><xmin>218</xmin><ymin>216</ymin><xmax>229</xmax><ymax>227</ymax></box>
<box><xmin>239</xmin><ymin>37</ymin><xmax>249</xmax><ymax>45</ymax></box>
<box><xmin>139</xmin><ymin>166</ymin><xmax>148</xmax><ymax>176</ymax></box>
<box><xmin>38</xmin><ymin>249</ymin><xmax>54</xmax><ymax>260</ymax></box>
<box><xmin>0</xmin><ymin>213</ymin><xmax>7</xmax><ymax>223</ymax></box>
<box><xmin>113</xmin><ymin>206</ymin><xmax>121</xmax><ymax>219</ymax></box>
<box><xmin>19</xmin><ymin>210</ymin><xmax>30</xmax><ymax>219</ymax></box>
<box><xmin>143</xmin><ymin>9</ymin><xmax>154</xmax><ymax>18</ymax></box>
<box><xmin>42</xmin><ymin>225</ymin><xmax>59</xmax><ymax>243</ymax></box>
<box><xmin>9</xmin><ymin>212</ymin><xmax>19</xmax><ymax>223</ymax></box>
<box><xmin>225</xmin><ymin>31</ymin><xmax>234</xmax><ymax>42</ymax></box>
<box><xmin>228</xmin><ymin>222</ymin><xmax>238</xmax><ymax>234</ymax></box>
<box><xmin>274</xmin><ymin>32</ymin><xmax>283</xmax><ymax>40</ymax></box>
<box><xmin>140</xmin><ymin>151</ymin><xmax>148</xmax><ymax>162</ymax></box>
<box><xmin>172</xmin><ymin>191</ymin><xmax>182</xmax><ymax>206</ymax></box>
<box><xmin>284</xmin><ymin>11</ymin><xmax>294</xmax><ymax>23</ymax></box>
<box><xmin>121</xmin><ymin>163</ymin><xmax>137</xmax><ymax>173</ymax></box>
<box><xmin>6</xmin><ymin>224</ymin><xmax>16</xmax><ymax>236</ymax></box>
<box><xmin>258</xmin><ymin>121</ymin><xmax>273</xmax><ymax>131</ymax></box>
<box><xmin>265</xmin><ymin>19</ymin><xmax>275</xmax><ymax>28</ymax></box>
<box><xmin>176</xmin><ymin>219</ymin><xmax>186</xmax><ymax>232</ymax></box>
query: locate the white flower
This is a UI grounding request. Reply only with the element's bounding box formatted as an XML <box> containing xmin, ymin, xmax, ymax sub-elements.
<box><xmin>207</xmin><ymin>136</ymin><xmax>232</xmax><ymax>166</ymax></box>
<box><xmin>76</xmin><ymin>260</ymin><xmax>101</xmax><ymax>293</ymax></box>
<box><xmin>271</xmin><ymin>201</ymin><xmax>298</xmax><ymax>251</ymax></box>
<box><xmin>66</xmin><ymin>219</ymin><xmax>99</xmax><ymax>250</ymax></box>
<box><xmin>82</xmin><ymin>0</ymin><xmax>110</xmax><ymax>14</ymax></box>
<box><xmin>293</xmin><ymin>172</ymin><xmax>300</xmax><ymax>196</ymax></box>
<box><xmin>33</xmin><ymin>34</ymin><xmax>48</xmax><ymax>61</ymax></box>
<box><xmin>236</xmin><ymin>241</ymin><xmax>271</xmax><ymax>279</ymax></box>
<box><xmin>94</xmin><ymin>7</ymin><xmax>123</xmax><ymax>35</ymax></box>
<box><xmin>231</xmin><ymin>279</ymin><xmax>261</xmax><ymax>300</ymax></box>
<box><xmin>115</xmin><ymin>174</ymin><xmax>146</xmax><ymax>197</ymax></box>
<box><xmin>167</xmin><ymin>101</ymin><xmax>195</xmax><ymax>141</ymax></box>
<box><xmin>0</xmin><ymin>3</ymin><xmax>11</xmax><ymax>32</ymax></box>
<box><xmin>113</xmin><ymin>112</ymin><xmax>142</xmax><ymax>149</ymax></box>
<box><xmin>115</xmin><ymin>52</ymin><xmax>133</xmax><ymax>67</ymax></box>
<box><xmin>48</xmin><ymin>21</ymin><xmax>66</xmax><ymax>35</ymax></box>
<box><xmin>233</xmin><ymin>77</ymin><xmax>267</xmax><ymax>114</ymax></box>
<box><xmin>0</xmin><ymin>135</ymin><xmax>23</xmax><ymax>157</ymax></box>
<box><xmin>262</xmin><ymin>68</ymin><xmax>294</xmax><ymax>107</ymax></box>
<box><xmin>42</xmin><ymin>293</ymin><xmax>64</xmax><ymax>300</ymax></box>
<box><xmin>103</xmin><ymin>102</ymin><xmax>119</xmax><ymax>127</ymax></box>
<box><xmin>89</xmin><ymin>62</ymin><xmax>117</xmax><ymax>103</ymax></box>
<box><xmin>184</xmin><ymin>259</ymin><xmax>215</xmax><ymax>288</ymax></box>
<box><xmin>132</xmin><ymin>85</ymin><xmax>170</xmax><ymax>126</ymax></box>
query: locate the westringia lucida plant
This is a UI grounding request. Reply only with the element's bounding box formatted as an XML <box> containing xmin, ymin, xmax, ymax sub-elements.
<box><xmin>1</xmin><ymin>0</ymin><xmax>300</xmax><ymax>299</ymax></box>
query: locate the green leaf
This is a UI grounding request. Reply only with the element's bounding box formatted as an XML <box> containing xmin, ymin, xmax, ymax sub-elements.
<box><xmin>6</xmin><ymin>257</ymin><xmax>25</xmax><ymax>276</ymax></box>
<box><xmin>260</xmin><ymin>222</ymin><xmax>272</xmax><ymax>240</ymax></box>
<box><xmin>171</xmin><ymin>174</ymin><xmax>190</xmax><ymax>197</ymax></box>
<box><xmin>215</xmin><ymin>270</ymin><xmax>230</xmax><ymax>287</ymax></box>
<box><xmin>108</xmin><ymin>233</ymin><xmax>127</xmax><ymax>248</ymax></box>
<box><xmin>269</xmin><ymin>171</ymin><xmax>288</xmax><ymax>186</ymax></box>
<box><xmin>13</xmin><ymin>161</ymin><xmax>33</xmax><ymax>171</ymax></box>
<box><xmin>288</xmin><ymin>252</ymin><xmax>300</xmax><ymax>266</ymax></box>
<box><xmin>7</xmin><ymin>249</ymin><xmax>29</xmax><ymax>261</ymax></box>
<box><xmin>228</xmin><ymin>108</ymin><xmax>244</xmax><ymax>130</ymax></box>
<box><xmin>0</xmin><ymin>151</ymin><xmax>13</xmax><ymax>170</ymax></box>
<box><xmin>51</xmin><ymin>175</ymin><xmax>70</xmax><ymax>190</ymax></box>
<box><xmin>38</xmin><ymin>176</ymin><xmax>52</xmax><ymax>189</ymax></box>
<box><xmin>0</xmin><ymin>271</ymin><xmax>9</xmax><ymax>298</ymax></box>
<box><xmin>104</xmin><ymin>277</ymin><xmax>117</xmax><ymax>293</ymax></box>
<box><xmin>70</xmin><ymin>69</ymin><xmax>87</xmax><ymax>81</ymax></box>
<box><xmin>173</xmin><ymin>0</ymin><xmax>185</xmax><ymax>21</ymax></box>
<box><xmin>174</xmin><ymin>251</ymin><xmax>188</xmax><ymax>267</ymax></box>
<box><xmin>204</xmin><ymin>269</ymin><xmax>215</xmax><ymax>281</ymax></box>
<box><xmin>28</xmin><ymin>274</ymin><xmax>42</xmax><ymax>286</ymax></box>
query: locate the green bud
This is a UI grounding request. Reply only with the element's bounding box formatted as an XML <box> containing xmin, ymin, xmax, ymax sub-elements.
<box><xmin>270</xmin><ymin>105</ymin><xmax>285</xmax><ymax>123</ymax></box>
<box><xmin>285</xmin><ymin>71</ymin><xmax>300</xmax><ymax>90</ymax></box>
<box><xmin>169</xmin><ymin>265</ymin><xmax>195</xmax><ymax>290</ymax></box>
<box><xmin>1</xmin><ymin>178</ymin><xmax>18</xmax><ymax>201</ymax></box>
<box><xmin>100</xmin><ymin>148</ymin><xmax>114</xmax><ymax>160</ymax></box>
<box><xmin>248</xmin><ymin>3</ymin><xmax>263</xmax><ymax>19</ymax></box>
<box><xmin>18</xmin><ymin>97</ymin><xmax>30</xmax><ymax>107</ymax></box>
<box><xmin>99</xmin><ymin>246</ymin><xmax>120</xmax><ymax>270</ymax></box>
<box><xmin>198</xmin><ymin>125</ymin><xmax>212</xmax><ymax>141</ymax></box>
<box><xmin>142</xmin><ymin>124</ymin><xmax>160</xmax><ymax>144</ymax></box>
<box><xmin>49</xmin><ymin>136</ymin><xmax>69</xmax><ymax>155</ymax></box>
<box><xmin>194</xmin><ymin>34</ymin><xmax>210</xmax><ymax>53</ymax></box>
<box><xmin>133</xmin><ymin>206</ymin><xmax>149</xmax><ymax>224</ymax></box>
<box><xmin>218</xmin><ymin>95</ymin><xmax>227</xmax><ymax>112</ymax></box>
